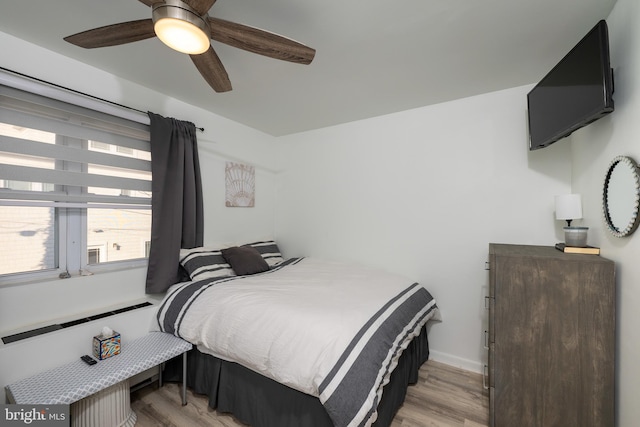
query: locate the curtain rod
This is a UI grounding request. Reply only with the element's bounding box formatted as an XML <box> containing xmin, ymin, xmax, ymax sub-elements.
<box><xmin>0</xmin><ymin>66</ymin><xmax>205</xmax><ymax>132</ymax></box>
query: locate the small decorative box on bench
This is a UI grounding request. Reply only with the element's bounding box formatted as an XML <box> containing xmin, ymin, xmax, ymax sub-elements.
<box><xmin>92</xmin><ymin>328</ymin><xmax>121</xmax><ymax>360</ymax></box>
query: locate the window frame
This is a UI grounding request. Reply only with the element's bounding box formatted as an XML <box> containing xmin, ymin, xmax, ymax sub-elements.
<box><xmin>0</xmin><ymin>71</ymin><xmax>152</xmax><ymax>286</ymax></box>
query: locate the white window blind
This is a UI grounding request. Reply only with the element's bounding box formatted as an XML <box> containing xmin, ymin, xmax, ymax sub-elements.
<box><xmin>0</xmin><ymin>85</ymin><xmax>151</xmax><ymax>209</ymax></box>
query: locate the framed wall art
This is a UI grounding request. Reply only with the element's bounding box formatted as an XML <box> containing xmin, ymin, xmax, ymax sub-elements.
<box><xmin>225</xmin><ymin>162</ymin><xmax>255</xmax><ymax>207</ymax></box>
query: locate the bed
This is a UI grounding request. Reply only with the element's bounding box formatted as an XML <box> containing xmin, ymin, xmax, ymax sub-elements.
<box><xmin>153</xmin><ymin>241</ymin><xmax>440</xmax><ymax>427</ymax></box>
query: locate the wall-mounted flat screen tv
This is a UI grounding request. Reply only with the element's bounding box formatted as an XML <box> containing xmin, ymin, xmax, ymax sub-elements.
<box><xmin>527</xmin><ymin>20</ymin><xmax>614</xmax><ymax>151</ymax></box>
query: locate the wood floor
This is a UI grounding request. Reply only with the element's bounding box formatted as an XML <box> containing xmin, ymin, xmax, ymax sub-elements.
<box><xmin>130</xmin><ymin>360</ymin><xmax>489</xmax><ymax>427</ymax></box>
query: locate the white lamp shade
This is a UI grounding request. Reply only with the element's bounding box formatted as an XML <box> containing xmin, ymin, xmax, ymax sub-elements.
<box><xmin>154</xmin><ymin>18</ymin><xmax>210</xmax><ymax>55</ymax></box>
<box><xmin>152</xmin><ymin>0</ymin><xmax>211</xmax><ymax>55</ymax></box>
<box><xmin>555</xmin><ymin>194</ymin><xmax>583</xmax><ymax>220</ymax></box>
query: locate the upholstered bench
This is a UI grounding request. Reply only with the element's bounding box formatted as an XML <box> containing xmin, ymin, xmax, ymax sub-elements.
<box><xmin>5</xmin><ymin>332</ymin><xmax>192</xmax><ymax>427</ymax></box>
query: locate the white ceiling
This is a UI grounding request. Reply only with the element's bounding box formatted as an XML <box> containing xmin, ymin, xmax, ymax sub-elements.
<box><xmin>1</xmin><ymin>0</ymin><xmax>616</xmax><ymax>136</ymax></box>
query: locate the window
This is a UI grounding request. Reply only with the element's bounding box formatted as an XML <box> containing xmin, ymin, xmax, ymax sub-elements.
<box><xmin>116</xmin><ymin>145</ymin><xmax>134</xmax><ymax>155</ymax></box>
<box><xmin>90</xmin><ymin>141</ymin><xmax>110</xmax><ymax>151</ymax></box>
<box><xmin>87</xmin><ymin>248</ymin><xmax>101</xmax><ymax>265</ymax></box>
<box><xmin>0</xmin><ymin>84</ymin><xmax>152</xmax><ymax>281</ymax></box>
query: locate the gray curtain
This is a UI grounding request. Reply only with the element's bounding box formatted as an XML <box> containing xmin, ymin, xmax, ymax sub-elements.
<box><xmin>145</xmin><ymin>112</ymin><xmax>204</xmax><ymax>293</ymax></box>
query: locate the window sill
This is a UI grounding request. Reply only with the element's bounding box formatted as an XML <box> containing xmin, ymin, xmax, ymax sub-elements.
<box><xmin>0</xmin><ymin>259</ymin><xmax>148</xmax><ymax>288</ymax></box>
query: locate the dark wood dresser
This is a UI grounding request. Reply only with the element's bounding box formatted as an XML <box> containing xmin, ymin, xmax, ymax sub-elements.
<box><xmin>487</xmin><ymin>243</ymin><xmax>615</xmax><ymax>427</ymax></box>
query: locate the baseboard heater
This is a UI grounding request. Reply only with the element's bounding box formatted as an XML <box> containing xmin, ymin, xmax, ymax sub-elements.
<box><xmin>1</xmin><ymin>302</ymin><xmax>153</xmax><ymax>344</ymax></box>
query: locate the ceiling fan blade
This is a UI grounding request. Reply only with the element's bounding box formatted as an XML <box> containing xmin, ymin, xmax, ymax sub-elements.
<box><xmin>208</xmin><ymin>17</ymin><xmax>315</xmax><ymax>65</ymax></box>
<box><xmin>190</xmin><ymin>47</ymin><xmax>232</xmax><ymax>92</ymax></box>
<box><xmin>64</xmin><ymin>19</ymin><xmax>155</xmax><ymax>48</ymax></box>
<box><xmin>183</xmin><ymin>0</ymin><xmax>217</xmax><ymax>16</ymax></box>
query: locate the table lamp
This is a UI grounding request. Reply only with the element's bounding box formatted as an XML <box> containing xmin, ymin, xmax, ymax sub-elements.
<box><xmin>555</xmin><ymin>194</ymin><xmax>588</xmax><ymax>247</ymax></box>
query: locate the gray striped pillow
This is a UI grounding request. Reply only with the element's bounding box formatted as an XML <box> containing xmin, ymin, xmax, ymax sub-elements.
<box><xmin>243</xmin><ymin>240</ymin><xmax>284</xmax><ymax>267</ymax></box>
<box><xmin>179</xmin><ymin>247</ymin><xmax>236</xmax><ymax>281</ymax></box>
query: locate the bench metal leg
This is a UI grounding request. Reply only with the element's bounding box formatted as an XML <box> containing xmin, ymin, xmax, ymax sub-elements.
<box><xmin>182</xmin><ymin>351</ymin><xmax>187</xmax><ymax>406</ymax></box>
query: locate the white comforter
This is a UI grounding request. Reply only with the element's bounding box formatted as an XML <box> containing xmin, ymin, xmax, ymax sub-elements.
<box><xmin>154</xmin><ymin>257</ymin><xmax>439</xmax><ymax>427</ymax></box>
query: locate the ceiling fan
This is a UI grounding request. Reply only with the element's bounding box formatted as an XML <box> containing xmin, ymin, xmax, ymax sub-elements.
<box><xmin>64</xmin><ymin>0</ymin><xmax>316</xmax><ymax>93</ymax></box>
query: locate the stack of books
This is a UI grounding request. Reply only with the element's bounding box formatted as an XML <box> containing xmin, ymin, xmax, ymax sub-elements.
<box><xmin>555</xmin><ymin>243</ymin><xmax>600</xmax><ymax>255</ymax></box>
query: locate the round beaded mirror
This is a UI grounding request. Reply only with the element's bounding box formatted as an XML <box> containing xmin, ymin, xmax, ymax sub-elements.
<box><xmin>602</xmin><ymin>155</ymin><xmax>640</xmax><ymax>237</ymax></box>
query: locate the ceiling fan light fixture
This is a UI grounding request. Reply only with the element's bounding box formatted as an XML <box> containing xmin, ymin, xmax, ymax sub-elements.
<box><xmin>152</xmin><ymin>0</ymin><xmax>210</xmax><ymax>55</ymax></box>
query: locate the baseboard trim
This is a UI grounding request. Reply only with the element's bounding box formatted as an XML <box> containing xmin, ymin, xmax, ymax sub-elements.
<box><xmin>429</xmin><ymin>349</ymin><xmax>484</xmax><ymax>374</ymax></box>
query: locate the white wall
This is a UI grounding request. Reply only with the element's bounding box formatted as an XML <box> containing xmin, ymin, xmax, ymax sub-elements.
<box><xmin>571</xmin><ymin>1</ymin><xmax>640</xmax><ymax>425</ymax></box>
<box><xmin>275</xmin><ymin>85</ymin><xmax>573</xmax><ymax>370</ymax></box>
<box><xmin>0</xmin><ymin>32</ymin><xmax>279</xmax><ymax>402</ymax></box>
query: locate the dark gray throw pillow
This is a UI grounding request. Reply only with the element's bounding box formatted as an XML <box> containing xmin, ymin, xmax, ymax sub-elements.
<box><xmin>221</xmin><ymin>246</ymin><xmax>270</xmax><ymax>276</ymax></box>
